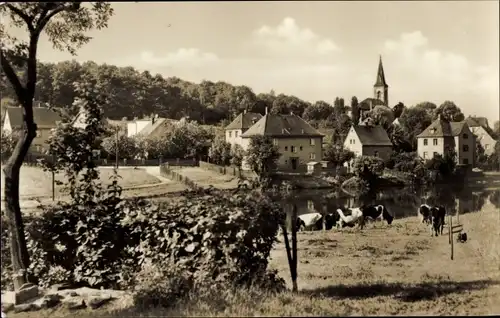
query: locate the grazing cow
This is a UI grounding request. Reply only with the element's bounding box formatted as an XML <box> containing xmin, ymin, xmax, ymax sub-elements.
<box><xmin>418</xmin><ymin>204</ymin><xmax>433</xmax><ymax>225</ymax></box>
<box><xmin>336</xmin><ymin>205</ymin><xmax>394</xmax><ymax>230</ymax></box>
<box><xmin>430</xmin><ymin>206</ymin><xmax>446</xmax><ymax>237</ymax></box>
<box><xmin>296</xmin><ymin>212</ymin><xmax>338</xmax><ymax>231</ymax></box>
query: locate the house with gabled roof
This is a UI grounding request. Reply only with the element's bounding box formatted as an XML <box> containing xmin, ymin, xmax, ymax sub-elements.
<box><xmin>237</xmin><ymin>112</ymin><xmax>324</xmax><ymax>171</ymax></box>
<box><xmin>2</xmin><ymin>106</ymin><xmax>62</xmax><ymax>153</ymax></box>
<box><xmin>417</xmin><ymin>115</ymin><xmax>475</xmax><ymax>166</ymax></box>
<box><xmin>225</xmin><ymin>110</ymin><xmax>262</xmax><ymax>147</ymax></box>
<box><xmin>466</xmin><ymin>116</ymin><xmax>496</xmax><ymax>156</ymax></box>
<box><xmin>343</xmin><ymin>123</ymin><xmax>393</xmax><ymax>162</ymax></box>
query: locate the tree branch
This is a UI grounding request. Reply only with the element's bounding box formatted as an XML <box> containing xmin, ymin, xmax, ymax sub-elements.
<box><xmin>0</xmin><ymin>49</ymin><xmax>26</xmax><ymax>105</ymax></box>
<box><xmin>36</xmin><ymin>2</ymin><xmax>81</xmax><ymax>33</ymax></box>
<box><xmin>6</xmin><ymin>4</ymin><xmax>35</xmax><ymax>32</ymax></box>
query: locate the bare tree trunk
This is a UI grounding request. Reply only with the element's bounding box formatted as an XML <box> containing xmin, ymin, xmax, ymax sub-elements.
<box><xmin>3</xmin><ymin>124</ymin><xmax>37</xmax><ymax>289</ymax></box>
<box><xmin>290</xmin><ymin>203</ymin><xmax>298</xmax><ymax>293</ymax></box>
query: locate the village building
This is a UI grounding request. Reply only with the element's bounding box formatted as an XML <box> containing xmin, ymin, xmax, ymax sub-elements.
<box><xmin>465</xmin><ymin>116</ymin><xmax>496</xmax><ymax>156</ymax></box>
<box><xmin>357</xmin><ymin>56</ymin><xmax>391</xmax><ymax>123</ymax></box>
<box><xmin>224</xmin><ymin>111</ymin><xmax>263</xmax><ymax>147</ymax></box>
<box><xmin>416</xmin><ymin>116</ymin><xmax>475</xmax><ymax>167</ymax></box>
<box><xmin>229</xmin><ymin>111</ymin><xmax>324</xmax><ymax>171</ymax></box>
<box><xmin>2</xmin><ymin>105</ymin><xmax>62</xmax><ymax>153</ymax></box>
<box><xmin>343</xmin><ymin>123</ymin><xmax>393</xmax><ymax>162</ymax></box>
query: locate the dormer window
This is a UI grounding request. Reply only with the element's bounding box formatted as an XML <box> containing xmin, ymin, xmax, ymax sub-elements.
<box><xmin>431</xmin><ymin>128</ymin><xmax>436</xmax><ymax>134</ymax></box>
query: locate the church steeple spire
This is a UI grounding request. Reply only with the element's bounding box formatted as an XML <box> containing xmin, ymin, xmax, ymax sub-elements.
<box><xmin>373</xmin><ymin>55</ymin><xmax>389</xmax><ymax>106</ymax></box>
<box><xmin>374</xmin><ymin>55</ymin><xmax>388</xmax><ymax>87</ymax></box>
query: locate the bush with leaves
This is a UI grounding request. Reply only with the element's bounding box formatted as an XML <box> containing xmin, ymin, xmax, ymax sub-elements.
<box><xmin>0</xmin><ymin>130</ymin><xmax>16</xmax><ymax>163</ymax></box>
<box><xmin>323</xmin><ymin>143</ymin><xmax>354</xmax><ymax>168</ymax></box>
<box><xmin>392</xmin><ymin>152</ymin><xmax>428</xmax><ymax>182</ymax></box>
<box><xmin>425</xmin><ymin>149</ymin><xmax>457</xmax><ymax>180</ymax></box>
<box><xmin>208</xmin><ymin>136</ymin><xmax>232</xmax><ymax>166</ymax></box>
<box><xmin>352</xmin><ymin>155</ymin><xmax>385</xmax><ymax>189</ymax></box>
<box><xmin>102</xmin><ymin>134</ymin><xmax>139</xmax><ymax>159</ymax></box>
<box><xmin>230</xmin><ymin>144</ymin><xmax>245</xmax><ymax>169</ymax></box>
<box><xmin>246</xmin><ymin>135</ymin><xmax>281</xmax><ymax>185</ymax></box>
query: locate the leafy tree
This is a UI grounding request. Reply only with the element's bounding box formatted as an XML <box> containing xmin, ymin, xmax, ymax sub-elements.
<box><xmin>415</xmin><ymin>101</ymin><xmax>437</xmax><ymax>116</ymax></box>
<box><xmin>246</xmin><ymin>136</ymin><xmax>281</xmax><ymax>184</ymax></box>
<box><xmin>485</xmin><ymin>141</ymin><xmax>500</xmax><ymax>171</ymax></box>
<box><xmin>386</xmin><ymin>124</ymin><xmax>413</xmax><ymax>153</ymax></box>
<box><xmin>102</xmin><ymin>134</ymin><xmax>139</xmax><ymax>160</ymax></box>
<box><xmin>208</xmin><ymin>136</ymin><xmax>232</xmax><ymax>166</ymax></box>
<box><xmin>399</xmin><ymin>105</ymin><xmax>433</xmax><ymax>150</ymax></box>
<box><xmin>351</xmin><ymin>96</ymin><xmax>360</xmax><ymax>125</ymax></box>
<box><xmin>392</xmin><ymin>152</ymin><xmax>427</xmax><ymax>181</ymax></box>
<box><xmin>302</xmin><ymin>101</ymin><xmax>333</xmax><ymax>122</ymax></box>
<box><xmin>392</xmin><ymin>102</ymin><xmax>405</xmax><ymax>119</ymax></box>
<box><xmin>425</xmin><ymin>148</ymin><xmax>457</xmax><ymax>178</ymax></box>
<box><xmin>0</xmin><ymin>2</ymin><xmax>113</xmax><ymax>288</ymax></box>
<box><xmin>323</xmin><ymin>144</ymin><xmax>354</xmax><ymax>167</ymax></box>
<box><xmin>366</xmin><ymin>105</ymin><xmax>394</xmax><ymax>129</ymax></box>
<box><xmin>475</xmin><ymin>136</ymin><xmax>488</xmax><ymax>168</ymax></box>
<box><xmin>230</xmin><ymin>144</ymin><xmax>245</xmax><ymax>169</ymax></box>
<box><xmin>352</xmin><ymin>155</ymin><xmax>385</xmax><ymax>189</ymax></box>
<box><xmin>434</xmin><ymin>101</ymin><xmax>465</xmax><ymax>122</ymax></box>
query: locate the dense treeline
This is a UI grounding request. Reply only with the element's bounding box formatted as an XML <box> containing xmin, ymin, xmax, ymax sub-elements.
<box><xmin>1</xmin><ymin>60</ymin><xmax>497</xmax><ymax>151</ymax></box>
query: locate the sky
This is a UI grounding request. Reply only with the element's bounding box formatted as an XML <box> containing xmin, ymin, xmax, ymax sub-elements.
<box><xmin>10</xmin><ymin>1</ymin><xmax>500</xmax><ymax>121</ymax></box>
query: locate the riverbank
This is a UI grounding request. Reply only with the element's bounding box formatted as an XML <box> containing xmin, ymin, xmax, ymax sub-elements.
<box><xmin>6</xmin><ymin>201</ymin><xmax>499</xmax><ymax>317</ymax></box>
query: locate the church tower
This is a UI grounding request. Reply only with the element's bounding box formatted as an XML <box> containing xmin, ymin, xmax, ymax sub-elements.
<box><xmin>373</xmin><ymin>55</ymin><xmax>389</xmax><ymax>106</ymax></box>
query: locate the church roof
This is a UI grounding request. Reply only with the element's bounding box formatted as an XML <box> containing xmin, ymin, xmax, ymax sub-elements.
<box><xmin>374</xmin><ymin>55</ymin><xmax>388</xmax><ymax>87</ymax></box>
<box><xmin>359</xmin><ymin>98</ymin><xmax>386</xmax><ymax>110</ymax></box>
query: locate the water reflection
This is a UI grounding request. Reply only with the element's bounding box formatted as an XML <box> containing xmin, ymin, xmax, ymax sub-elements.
<box><xmin>283</xmin><ymin>187</ymin><xmax>499</xmax><ymax>221</ymax></box>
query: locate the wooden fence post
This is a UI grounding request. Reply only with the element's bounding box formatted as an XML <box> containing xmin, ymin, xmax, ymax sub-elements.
<box><xmin>450</xmin><ymin>214</ymin><xmax>454</xmax><ymax>260</ymax></box>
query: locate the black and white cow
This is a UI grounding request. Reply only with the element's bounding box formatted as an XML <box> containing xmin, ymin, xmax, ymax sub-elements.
<box><xmin>336</xmin><ymin>205</ymin><xmax>394</xmax><ymax>229</ymax></box>
<box><xmin>430</xmin><ymin>205</ymin><xmax>446</xmax><ymax>237</ymax></box>
<box><xmin>417</xmin><ymin>204</ymin><xmax>433</xmax><ymax>225</ymax></box>
<box><xmin>296</xmin><ymin>212</ymin><xmax>338</xmax><ymax>231</ymax></box>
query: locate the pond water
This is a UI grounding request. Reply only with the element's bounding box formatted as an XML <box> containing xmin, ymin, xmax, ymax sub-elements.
<box><xmin>281</xmin><ymin>186</ymin><xmax>500</xmax><ymax>221</ymax></box>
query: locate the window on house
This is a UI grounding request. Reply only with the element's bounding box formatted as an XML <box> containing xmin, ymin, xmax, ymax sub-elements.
<box><xmin>36</xmin><ymin>131</ymin><xmax>41</xmax><ymax>138</ymax></box>
<box><xmin>284</xmin><ymin>146</ymin><xmax>288</xmax><ymax>151</ymax></box>
<box><xmin>235</xmin><ymin>131</ymin><xmax>239</xmax><ymax>138</ymax></box>
<box><xmin>374</xmin><ymin>151</ymin><xmax>379</xmax><ymax>157</ymax></box>
<box><xmin>36</xmin><ymin>145</ymin><xmax>41</xmax><ymax>152</ymax></box>
<box><xmin>299</xmin><ymin>146</ymin><xmax>303</xmax><ymax>151</ymax></box>
<box><xmin>310</xmin><ymin>138</ymin><xmax>315</xmax><ymax>146</ymax></box>
<box><xmin>351</xmin><ymin>139</ymin><xmax>355</xmax><ymax>144</ymax></box>
<box><xmin>433</xmin><ymin>152</ymin><xmax>438</xmax><ymax>158</ymax></box>
<box><xmin>273</xmin><ymin>139</ymin><xmax>278</xmax><ymax>146</ymax></box>
<box><xmin>463</xmin><ymin>145</ymin><xmax>469</xmax><ymax>152</ymax></box>
<box><xmin>424</xmin><ymin>139</ymin><xmax>428</xmax><ymax>146</ymax></box>
<box><xmin>309</xmin><ymin>153</ymin><xmax>316</xmax><ymax>160</ymax></box>
<box><xmin>290</xmin><ymin>146</ymin><xmax>295</xmax><ymax>153</ymax></box>
<box><xmin>433</xmin><ymin>139</ymin><xmax>438</xmax><ymax>146</ymax></box>
<box><xmin>462</xmin><ymin>133</ymin><xmax>468</xmax><ymax>139</ymax></box>
<box><xmin>228</xmin><ymin>131</ymin><xmax>232</xmax><ymax>138</ymax></box>
<box><xmin>423</xmin><ymin>152</ymin><xmax>428</xmax><ymax>159</ymax></box>
<box><xmin>485</xmin><ymin>144</ymin><xmax>490</xmax><ymax>150</ymax></box>
<box><xmin>463</xmin><ymin>158</ymin><xmax>469</xmax><ymax>165</ymax></box>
